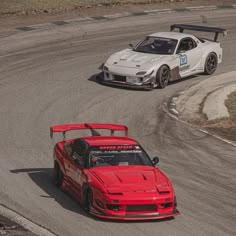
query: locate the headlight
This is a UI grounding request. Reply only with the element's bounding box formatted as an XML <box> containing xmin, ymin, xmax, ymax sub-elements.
<box><xmin>136</xmin><ymin>71</ymin><xmax>147</xmax><ymax>76</ymax></box>
<box><xmin>144</xmin><ymin>70</ymin><xmax>154</xmax><ymax>78</ymax></box>
<box><xmin>136</xmin><ymin>70</ymin><xmax>154</xmax><ymax>77</ymax></box>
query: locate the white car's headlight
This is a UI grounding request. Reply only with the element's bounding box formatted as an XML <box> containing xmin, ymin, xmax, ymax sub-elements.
<box><xmin>144</xmin><ymin>70</ymin><xmax>154</xmax><ymax>78</ymax></box>
<box><xmin>136</xmin><ymin>70</ymin><xmax>154</xmax><ymax>77</ymax></box>
<box><xmin>136</xmin><ymin>71</ymin><xmax>147</xmax><ymax>76</ymax></box>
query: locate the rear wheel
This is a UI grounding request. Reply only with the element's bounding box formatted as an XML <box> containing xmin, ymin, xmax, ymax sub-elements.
<box><xmin>83</xmin><ymin>188</ymin><xmax>93</xmax><ymax>213</ymax></box>
<box><xmin>204</xmin><ymin>52</ymin><xmax>218</xmax><ymax>75</ymax></box>
<box><xmin>156</xmin><ymin>65</ymin><xmax>170</xmax><ymax>89</ymax></box>
<box><xmin>53</xmin><ymin>162</ymin><xmax>64</xmax><ymax>187</ymax></box>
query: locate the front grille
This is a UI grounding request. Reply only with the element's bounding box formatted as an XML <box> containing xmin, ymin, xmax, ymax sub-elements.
<box><xmin>113</xmin><ymin>74</ymin><xmax>126</xmax><ymax>82</ymax></box>
<box><xmin>126</xmin><ymin>204</ymin><xmax>156</xmax><ymax>212</ymax></box>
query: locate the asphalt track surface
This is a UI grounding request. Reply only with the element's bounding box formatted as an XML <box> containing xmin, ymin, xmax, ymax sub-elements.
<box><xmin>0</xmin><ymin>8</ymin><xmax>236</xmax><ymax>236</ymax></box>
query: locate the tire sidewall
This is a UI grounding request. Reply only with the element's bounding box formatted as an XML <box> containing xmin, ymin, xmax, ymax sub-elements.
<box><xmin>156</xmin><ymin>65</ymin><xmax>170</xmax><ymax>89</ymax></box>
<box><xmin>83</xmin><ymin>187</ymin><xmax>93</xmax><ymax>213</ymax></box>
<box><xmin>54</xmin><ymin>162</ymin><xmax>63</xmax><ymax>187</ymax></box>
<box><xmin>204</xmin><ymin>52</ymin><xmax>217</xmax><ymax>75</ymax></box>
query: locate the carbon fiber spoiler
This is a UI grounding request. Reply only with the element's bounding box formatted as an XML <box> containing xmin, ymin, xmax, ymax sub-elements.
<box><xmin>50</xmin><ymin>123</ymin><xmax>128</xmax><ymax>140</ymax></box>
<box><xmin>170</xmin><ymin>24</ymin><xmax>228</xmax><ymax>41</ymax></box>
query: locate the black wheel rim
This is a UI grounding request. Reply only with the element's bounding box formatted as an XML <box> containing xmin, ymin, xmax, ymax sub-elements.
<box><xmin>160</xmin><ymin>68</ymin><xmax>169</xmax><ymax>87</ymax></box>
<box><xmin>207</xmin><ymin>55</ymin><xmax>217</xmax><ymax>72</ymax></box>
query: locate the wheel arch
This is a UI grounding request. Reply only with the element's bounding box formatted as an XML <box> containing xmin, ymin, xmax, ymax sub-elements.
<box><xmin>203</xmin><ymin>51</ymin><xmax>218</xmax><ymax>64</ymax></box>
<box><xmin>54</xmin><ymin>158</ymin><xmax>66</xmax><ymax>176</ymax></box>
<box><xmin>156</xmin><ymin>64</ymin><xmax>171</xmax><ymax>73</ymax></box>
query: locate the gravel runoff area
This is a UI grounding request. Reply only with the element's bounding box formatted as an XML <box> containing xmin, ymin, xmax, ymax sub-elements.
<box><xmin>0</xmin><ymin>0</ymin><xmax>235</xmax><ymax>17</ymax></box>
<box><xmin>174</xmin><ymin>71</ymin><xmax>236</xmax><ymax>143</ymax></box>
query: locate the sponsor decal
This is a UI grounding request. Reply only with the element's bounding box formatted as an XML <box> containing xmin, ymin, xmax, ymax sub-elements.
<box><xmin>99</xmin><ymin>145</ymin><xmax>134</xmax><ymax>150</ymax></box>
<box><xmin>179</xmin><ymin>54</ymin><xmax>187</xmax><ymax>66</ymax></box>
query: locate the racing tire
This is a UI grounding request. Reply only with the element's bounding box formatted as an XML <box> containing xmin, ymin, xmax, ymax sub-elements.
<box><xmin>53</xmin><ymin>162</ymin><xmax>64</xmax><ymax>187</ymax></box>
<box><xmin>204</xmin><ymin>52</ymin><xmax>218</xmax><ymax>75</ymax></box>
<box><xmin>156</xmin><ymin>65</ymin><xmax>170</xmax><ymax>89</ymax></box>
<box><xmin>83</xmin><ymin>188</ymin><xmax>93</xmax><ymax>213</ymax></box>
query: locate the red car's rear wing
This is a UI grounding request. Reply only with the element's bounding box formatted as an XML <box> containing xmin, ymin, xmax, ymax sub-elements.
<box><xmin>50</xmin><ymin>123</ymin><xmax>128</xmax><ymax>140</ymax></box>
<box><xmin>170</xmin><ymin>24</ymin><xmax>228</xmax><ymax>42</ymax></box>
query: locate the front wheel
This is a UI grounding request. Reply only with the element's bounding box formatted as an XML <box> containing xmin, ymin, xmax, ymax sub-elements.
<box><xmin>53</xmin><ymin>162</ymin><xmax>64</xmax><ymax>187</ymax></box>
<box><xmin>83</xmin><ymin>188</ymin><xmax>93</xmax><ymax>213</ymax></box>
<box><xmin>204</xmin><ymin>52</ymin><xmax>218</xmax><ymax>75</ymax></box>
<box><xmin>156</xmin><ymin>65</ymin><xmax>170</xmax><ymax>89</ymax></box>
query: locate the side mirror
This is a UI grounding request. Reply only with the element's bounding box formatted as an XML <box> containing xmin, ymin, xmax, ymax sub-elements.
<box><xmin>129</xmin><ymin>43</ymin><xmax>134</xmax><ymax>48</ymax></box>
<box><xmin>152</xmin><ymin>156</ymin><xmax>160</xmax><ymax>165</ymax></box>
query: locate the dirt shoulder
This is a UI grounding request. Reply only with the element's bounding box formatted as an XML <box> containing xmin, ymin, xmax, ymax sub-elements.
<box><xmin>206</xmin><ymin>91</ymin><xmax>236</xmax><ymax>142</ymax></box>
<box><xmin>174</xmin><ymin>72</ymin><xmax>236</xmax><ymax>144</ymax></box>
<box><xmin>0</xmin><ymin>0</ymin><xmax>235</xmax><ymax>28</ymax></box>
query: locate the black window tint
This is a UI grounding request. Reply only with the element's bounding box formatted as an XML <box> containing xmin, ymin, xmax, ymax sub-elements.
<box><xmin>177</xmin><ymin>38</ymin><xmax>197</xmax><ymax>52</ymax></box>
<box><xmin>71</xmin><ymin>139</ymin><xmax>88</xmax><ymax>167</ymax></box>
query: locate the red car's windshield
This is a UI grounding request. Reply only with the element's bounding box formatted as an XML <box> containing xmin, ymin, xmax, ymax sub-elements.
<box><xmin>89</xmin><ymin>145</ymin><xmax>152</xmax><ymax>168</ymax></box>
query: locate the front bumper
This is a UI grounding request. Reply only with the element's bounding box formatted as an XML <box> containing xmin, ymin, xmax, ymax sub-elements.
<box><xmin>90</xmin><ymin>190</ymin><xmax>180</xmax><ymax>220</ymax></box>
<box><xmin>90</xmin><ymin>207</ymin><xmax>180</xmax><ymax>220</ymax></box>
<box><xmin>97</xmin><ymin>71</ymin><xmax>154</xmax><ymax>90</ymax></box>
<box><xmin>99</xmin><ymin>80</ymin><xmax>153</xmax><ymax>90</ymax></box>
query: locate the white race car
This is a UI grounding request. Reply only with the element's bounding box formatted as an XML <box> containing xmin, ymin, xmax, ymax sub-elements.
<box><xmin>100</xmin><ymin>24</ymin><xmax>227</xmax><ymax>89</ymax></box>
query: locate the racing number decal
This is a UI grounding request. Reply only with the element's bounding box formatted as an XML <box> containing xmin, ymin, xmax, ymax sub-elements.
<box><xmin>179</xmin><ymin>54</ymin><xmax>187</xmax><ymax>66</ymax></box>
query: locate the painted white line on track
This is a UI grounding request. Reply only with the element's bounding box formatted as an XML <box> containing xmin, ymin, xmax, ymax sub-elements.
<box><xmin>187</xmin><ymin>5</ymin><xmax>217</xmax><ymax>10</ymax></box>
<box><xmin>163</xmin><ymin>104</ymin><xmax>236</xmax><ymax>148</ymax></box>
<box><xmin>104</xmin><ymin>13</ymin><xmax>132</xmax><ymax>18</ymax></box>
<box><xmin>186</xmin><ymin>5</ymin><xmax>216</xmax><ymax>10</ymax></box>
<box><xmin>0</xmin><ymin>204</ymin><xmax>57</xmax><ymax>236</ymax></box>
<box><xmin>64</xmin><ymin>17</ymin><xmax>93</xmax><ymax>23</ymax></box>
<box><xmin>144</xmin><ymin>9</ymin><xmax>172</xmax><ymax>13</ymax></box>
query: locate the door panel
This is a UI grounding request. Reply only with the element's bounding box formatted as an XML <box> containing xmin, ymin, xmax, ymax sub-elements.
<box><xmin>177</xmin><ymin>37</ymin><xmax>203</xmax><ymax>77</ymax></box>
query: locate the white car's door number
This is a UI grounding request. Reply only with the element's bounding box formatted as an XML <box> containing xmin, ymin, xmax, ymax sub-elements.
<box><xmin>179</xmin><ymin>54</ymin><xmax>188</xmax><ymax>66</ymax></box>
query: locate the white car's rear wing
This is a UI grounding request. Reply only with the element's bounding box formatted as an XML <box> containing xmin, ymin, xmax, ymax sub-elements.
<box><xmin>170</xmin><ymin>24</ymin><xmax>228</xmax><ymax>42</ymax></box>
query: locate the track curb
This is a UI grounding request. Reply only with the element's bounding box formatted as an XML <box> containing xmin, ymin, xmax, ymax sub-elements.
<box><xmin>0</xmin><ymin>204</ymin><xmax>57</xmax><ymax>236</ymax></box>
<box><xmin>164</xmin><ymin>92</ymin><xmax>236</xmax><ymax>148</ymax></box>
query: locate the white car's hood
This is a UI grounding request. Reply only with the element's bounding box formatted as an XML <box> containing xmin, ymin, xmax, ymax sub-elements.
<box><xmin>106</xmin><ymin>49</ymin><xmax>169</xmax><ymax>70</ymax></box>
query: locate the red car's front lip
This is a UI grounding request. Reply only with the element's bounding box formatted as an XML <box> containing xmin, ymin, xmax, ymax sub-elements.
<box><xmin>90</xmin><ymin>207</ymin><xmax>180</xmax><ymax>220</ymax></box>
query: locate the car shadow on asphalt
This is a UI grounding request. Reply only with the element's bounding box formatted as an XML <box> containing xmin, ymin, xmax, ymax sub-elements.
<box><xmin>10</xmin><ymin>167</ymin><xmax>90</xmax><ymax>218</ymax></box>
<box><xmin>9</xmin><ymin>168</ymin><xmax>176</xmax><ymax>223</ymax></box>
<box><xmin>88</xmin><ymin>73</ymin><xmax>200</xmax><ymax>91</ymax></box>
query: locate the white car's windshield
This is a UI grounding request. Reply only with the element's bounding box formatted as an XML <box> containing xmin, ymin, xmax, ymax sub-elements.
<box><xmin>89</xmin><ymin>145</ymin><xmax>153</xmax><ymax>168</ymax></box>
<box><xmin>134</xmin><ymin>36</ymin><xmax>178</xmax><ymax>55</ymax></box>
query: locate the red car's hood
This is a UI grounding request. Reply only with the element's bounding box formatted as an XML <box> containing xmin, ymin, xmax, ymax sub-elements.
<box><xmin>90</xmin><ymin>166</ymin><xmax>170</xmax><ymax>193</ymax></box>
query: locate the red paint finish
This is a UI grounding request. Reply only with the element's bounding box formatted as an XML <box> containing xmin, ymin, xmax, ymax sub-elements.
<box><xmin>51</xmin><ymin>123</ymin><xmax>179</xmax><ymax>220</ymax></box>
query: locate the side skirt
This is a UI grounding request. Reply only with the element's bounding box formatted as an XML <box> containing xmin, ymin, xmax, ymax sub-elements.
<box><xmin>170</xmin><ymin>66</ymin><xmax>181</xmax><ymax>81</ymax></box>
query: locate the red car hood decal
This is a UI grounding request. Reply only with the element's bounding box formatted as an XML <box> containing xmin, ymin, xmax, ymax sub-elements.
<box><xmin>91</xmin><ymin>166</ymin><xmax>169</xmax><ymax>193</ymax></box>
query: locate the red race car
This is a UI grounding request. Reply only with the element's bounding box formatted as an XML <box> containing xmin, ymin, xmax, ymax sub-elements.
<box><xmin>50</xmin><ymin>123</ymin><xmax>179</xmax><ymax>220</ymax></box>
